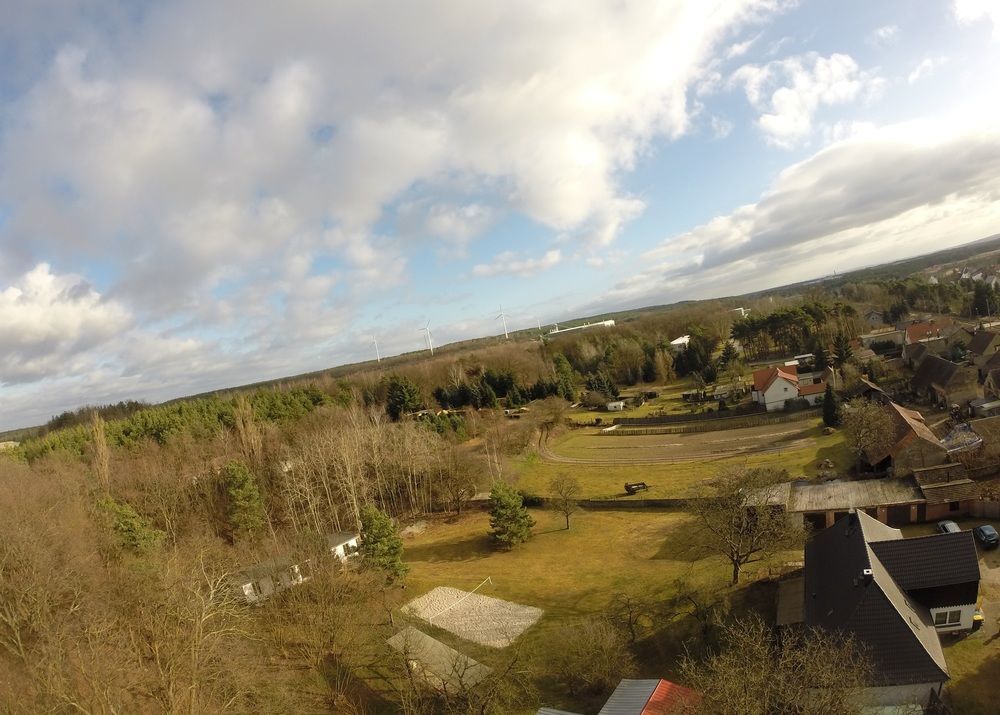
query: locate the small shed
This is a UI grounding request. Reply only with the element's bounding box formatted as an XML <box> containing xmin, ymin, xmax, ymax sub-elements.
<box><xmin>606</xmin><ymin>401</ymin><xmax>625</xmax><ymax>412</ymax></box>
<box><xmin>327</xmin><ymin>531</ymin><xmax>361</xmax><ymax>561</ymax></box>
<box><xmin>232</xmin><ymin>557</ymin><xmax>310</xmax><ymax>604</ymax></box>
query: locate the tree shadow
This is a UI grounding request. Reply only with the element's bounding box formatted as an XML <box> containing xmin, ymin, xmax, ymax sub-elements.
<box><xmin>650</xmin><ymin>518</ymin><xmax>710</xmax><ymax>563</ymax></box>
<box><xmin>404</xmin><ymin>534</ymin><xmax>495</xmax><ymax>563</ymax></box>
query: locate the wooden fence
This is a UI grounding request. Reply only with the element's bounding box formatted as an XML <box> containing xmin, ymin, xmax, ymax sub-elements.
<box><xmin>613</xmin><ymin>403</ymin><xmax>764</xmax><ymax>426</ymax></box>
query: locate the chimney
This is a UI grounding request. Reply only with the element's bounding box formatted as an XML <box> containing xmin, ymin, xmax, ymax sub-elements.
<box><xmin>861</xmin><ymin>568</ymin><xmax>873</xmax><ymax>584</ymax></box>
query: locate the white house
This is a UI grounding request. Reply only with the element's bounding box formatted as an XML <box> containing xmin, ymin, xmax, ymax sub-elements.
<box><xmin>233</xmin><ymin>558</ymin><xmax>310</xmax><ymax>604</ymax></box>
<box><xmin>668</xmin><ymin>335</ymin><xmax>690</xmax><ymax>354</ymax></box>
<box><xmin>327</xmin><ymin>531</ymin><xmax>360</xmax><ymax>561</ymax></box>
<box><xmin>751</xmin><ymin>366</ymin><xmax>799</xmax><ymax>412</ymax></box>
<box><xmin>606</xmin><ymin>400</ymin><xmax>625</xmax><ymax>412</ymax></box>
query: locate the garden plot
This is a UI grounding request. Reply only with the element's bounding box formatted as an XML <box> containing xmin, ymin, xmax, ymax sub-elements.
<box><xmin>402</xmin><ymin>586</ymin><xmax>543</xmax><ymax>648</ymax></box>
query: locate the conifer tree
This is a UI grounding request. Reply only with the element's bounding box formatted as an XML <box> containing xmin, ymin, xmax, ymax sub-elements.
<box><xmin>359</xmin><ymin>505</ymin><xmax>408</xmax><ymax>584</ymax></box>
<box><xmin>822</xmin><ymin>383</ymin><xmax>841</xmax><ymax>427</ymax></box>
<box><xmin>489</xmin><ymin>482</ymin><xmax>535</xmax><ymax>549</ymax></box>
<box><xmin>221</xmin><ymin>460</ymin><xmax>266</xmax><ymax>541</ymax></box>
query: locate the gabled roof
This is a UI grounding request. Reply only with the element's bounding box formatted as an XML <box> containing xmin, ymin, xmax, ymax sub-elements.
<box><xmin>865</xmin><ymin>402</ymin><xmax>944</xmax><ymax>464</ymax></box>
<box><xmin>982</xmin><ymin>349</ymin><xmax>1000</xmax><ymax>372</ymax></box>
<box><xmin>906</xmin><ymin>320</ymin><xmax>952</xmax><ymax>344</ymax></box>
<box><xmin>752</xmin><ymin>366</ymin><xmax>798</xmax><ymax>393</ymax></box>
<box><xmin>967</xmin><ymin>330</ymin><xmax>1000</xmax><ymax>356</ymax></box>
<box><xmin>868</xmin><ymin>531</ymin><xmax>980</xmax><ymax>591</ymax></box>
<box><xmin>918</xmin><ymin>479</ymin><xmax>980</xmax><ymax>504</ymax></box>
<box><xmin>912</xmin><ymin>355</ymin><xmax>963</xmax><ymax>392</ymax></box>
<box><xmin>804</xmin><ymin>512</ymin><xmax>950</xmax><ymax>686</ymax></box>
<box><xmin>326</xmin><ymin>531</ymin><xmax>359</xmax><ymax>548</ymax></box>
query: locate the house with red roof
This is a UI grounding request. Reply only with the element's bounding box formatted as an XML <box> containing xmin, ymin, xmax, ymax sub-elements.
<box><xmin>537</xmin><ymin>678</ymin><xmax>699</xmax><ymax>715</ymax></box>
<box><xmin>751</xmin><ymin>364</ymin><xmax>828</xmax><ymax>412</ymax></box>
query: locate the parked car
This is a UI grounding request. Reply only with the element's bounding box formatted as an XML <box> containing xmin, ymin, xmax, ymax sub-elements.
<box><xmin>973</xmin><ymin>524</ymin><xmax>999</xmax><ymax>549</ymax></box>
<box><xmin>937</xmin><ymin>520</ymin><xmax>961</xmax><ymax>534</ymax></box>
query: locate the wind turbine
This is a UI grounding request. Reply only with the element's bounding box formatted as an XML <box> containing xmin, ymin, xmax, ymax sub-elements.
<box><xmin>419</xmin><ymin>321</ymin><xmax>435</xmax><ymax>355</ymax></box>
<box><xmin>370</xmin><ymin>335</ymin><xmax>381</xmax><ymax>363</ymax></box>
<box><xmin>731</xmin><ymin>307</ymin><xmax>751</xmax><ymax>318</ymax></box>
<box><xmin>496</xmin><ymin>304</ymin><xmax>510</xmax><ymax>340</ymax></box>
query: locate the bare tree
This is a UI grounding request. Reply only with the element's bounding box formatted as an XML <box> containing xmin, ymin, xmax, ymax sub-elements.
<box><xmin>688</xmin><ymin>466</ymin><xmax>803</xmax><ymax>585</ymax></box>
<box><xmin>548</xmin><ymin>473</ymin><xmax>581</xmax><ymax>529</ymax></box>
<box><xmin>681</xmin><ymin>613</ymin><xmax>872</xmax><ymax>715</ymax></box>
<box><xmin>548</xmin><ymin>617</ymin><xmax>636</xmax><ymax>697</ymax></box>
<box><xmin>607</xmin><ymin>592</ymin><xmax>653</xmax><ymax>643</ymax></box>
<box><xmin>842</xmin><ymin>398</ymin><xmax>894</xmax><ymax>473</ymax></box>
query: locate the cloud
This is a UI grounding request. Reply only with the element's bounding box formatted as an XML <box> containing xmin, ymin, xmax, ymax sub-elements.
<box><xmin>867</xmin><ymin>24</ymin><xmax>900</xmax><ymax>46</ymax></box>
<box><xmin>953</xmin><ymin>0</ymin><xmax>1000</xmax><ymax>39</ymax></box>
<box><xmin>472</xmin><ymin>250</ymin><xmax>562</xmax><ymax>277</ymax></box>
<box><xmin>602</xmin><ymin>118</ymin><xmax>1000</xmax><ymax>308</ymax></box>
<box><xmin>731</xmin><ymin>52</ymin><xmax>882</xmax><ymax>147</ymax></box>
<box><xmin>908</xmin><ymin>56</ymin><xmax>949</xmax><ymax>84</ymax></box>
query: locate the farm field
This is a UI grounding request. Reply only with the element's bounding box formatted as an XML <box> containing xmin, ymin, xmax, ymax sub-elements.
<box><xmin>514</xmin><ymin>415</ymin><xmax>851</xmax><ymax>499</ymax></box>
<box><xmin>400</xmin><ymin>508</ymin><xmax>784</xmax><ymax>713</ymax></box>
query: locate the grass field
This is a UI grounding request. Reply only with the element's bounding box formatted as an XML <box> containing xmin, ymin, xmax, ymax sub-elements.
<box><xmin>401</xmin><ymin>508</ymin><xmax>783</xmax><ymax>713</ymax></box>
<box><xmin>514</xmin><ymin>417</ymin><xmax>851</xmax><ymax>500</ymax></box>
<box><xmin>566</xmin><ymin>377</ymin><xmax>746</xmax><ymax>425</ymax></box>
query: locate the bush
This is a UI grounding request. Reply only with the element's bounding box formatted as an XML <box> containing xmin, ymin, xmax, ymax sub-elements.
<box><xmin>98</xmin><ymin>497</ymin><xmax>164</xmax><ymax>555</ymax></box>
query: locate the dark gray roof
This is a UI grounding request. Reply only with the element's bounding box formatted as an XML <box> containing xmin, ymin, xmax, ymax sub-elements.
<box><xmin>598</xmin><ymin>679</ymin><xmax>658</xmax><ymax>715</ymax></box>
<box><xmin>913</xmin><ymin>355</ymin><xmax>976</xmax><ymax>393</ymax></box>
<box><xmin>869</xmin><ymin>532</ymin><xmax>980</xmax><ymax>591</ymax></box>
<box><xmin>804</xmin><ymin>512</ymin><xmax>949</xmax><ymax>686</ymax></box>
<box><xmin>536</xmin><ymin>709</ymin><xmax>582</xmax><ymax>715</ymax></box>
<box><xmin>326</xmin><ymin>531</ymin><xmax>359</xmax><ymax>548</ymax></box>
<box><xmin>967</xmin><ymin>330</ymin><xmax>1000</xmax><ymax>356</ymax></box>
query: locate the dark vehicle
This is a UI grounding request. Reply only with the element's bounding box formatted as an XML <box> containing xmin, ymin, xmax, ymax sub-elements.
<box><xmin>937</xmin><ymin>520</ymin><xmax>961</xmax><ymax>534</ymax></box>
<box><xmin>624</xmin><ymin>482</ymin><xmax>649</xmax><ymax>495</ymax></box>
<box><xmin>973</xmin><ymin>524</ymin><xmax>999</xmax><ymax>549</ymax></box>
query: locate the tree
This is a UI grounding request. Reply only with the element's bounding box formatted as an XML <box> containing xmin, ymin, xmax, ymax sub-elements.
<box><xmin>220</xmin><ymin>460</ymin><xmax>266</xmax><ymax>541</ymax></box>
<box><xmin>681</xmin><ymin>613</ymin><xmax>872</xmax><ymax>715</ymax></box>
<box><xmin>385</xmin><ymin>374</ymin><xmax>422</xmax><ymax>421</ymax></box>
<box><xmin>822</xmin><ymin>383</ymin><xmax>841</xmax><ymax>427</ymax></box>
<box><xmin>718</xmin><ymin>341</ymin><xmax>738</xmax><ymax>367</ymax></box>
<box><xmin>97</xmin><ymin>497</ymin><xmax>165</xmax><ymax>555</ymax></box>
<box><xmin>813</xmin><ymin>343</ymin><xmax>829</xmax><ymax>371</ymax></box>
<box><xmin>548</xmin><ymin>474</ymin><xmax>581</xmax><ymax>529</ymax></box>
<box><xmin>548</xmin><ymin>618</ymin><xmax>636</xmax><ymax>697</ymax></box>
<box><xmin>833</xmin><ymin>332</ymin><xmax>853</xmax><ymax>368</ymax></box>
<box><xmin>488</xmin><ymin>482</ymin><xmax>535</xmax><ymax>549</ymax></box>
<box><xmin>689</xmin><ymin>466</ymin><xmax>803</xmax><ymax>585</ymax></box>
<box><xmin>607</xmin><ymin>592</ymin><xmax>653</xmax><ymax>643</ymax></box>
<box><xmin>842</xmin><ymin>398</ymin><xmax>894</xmax><ymax>472</ymax></box>
<box><xmin>359</xmin><ymin>505</ymin><xmax>408</xmax><ymax>584</ymax></box>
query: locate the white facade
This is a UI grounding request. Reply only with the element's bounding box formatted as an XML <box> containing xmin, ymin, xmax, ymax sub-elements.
<box><xmin>755</xmin><ymin>376</ymin><xmax>797</xmax><ymax>412</ymax></box>
<box><xmin>330</xmin><ymin>536</ymin><xmax>360</xmax><ymax>561</ymax></box>
<box><xmin>929</xmin><ymin>603</ymin><xmax>977</xmax><ymax>632</ymax></box>
<box><xmin>606</xmin><ymin>401</ymin><xmax>625</xmax><ymax>412</ymax></box>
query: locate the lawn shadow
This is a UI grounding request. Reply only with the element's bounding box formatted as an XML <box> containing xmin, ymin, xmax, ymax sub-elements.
<box><xmin>404</xmin><ymin>534</ymin><xmax>494</xmax><ymax>563</ymax></box>
<box><xmin>946</xmin><ymin>647</ymin><xmax>1000</xmax><ymax>714</ymax></box>
<box><xmin>650</xmin><ymin>518</ymin><xmax>710</xmax><ymax>563</ymax></box>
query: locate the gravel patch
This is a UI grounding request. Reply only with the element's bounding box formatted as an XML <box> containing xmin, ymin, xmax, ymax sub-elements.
<box><xmin>400</xmin><ymin>520</ymin><xmax>428</xmax><ymax>537</ymax></box>
<box><xmin>403</xmin><ymin>586</ymin><xmax>543</xmax><ymax>648</ymax></box>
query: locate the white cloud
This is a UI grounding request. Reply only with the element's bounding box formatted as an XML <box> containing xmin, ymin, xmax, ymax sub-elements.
<box><xmin>605</xmin><ymin>118</ymin><xmax>1000</xmax><ymax>308</ymax></box>
<box><xmin>472</xmin><ymin>250</ymin><xmax>562</xmax><ymax>278</ymax></box>
<box><xmin>908</xmin><ymin>56</ymin><xmax>949</xmax><ymax>84</ymax></box>
<box><xmin>711</xmin><ymin>116</ymin><xmax>735</xmax><ymax>138</ymax></box>
<box><xmin>731</xmin><ymin>52</ymin><xmax>882</xmax><ymax>147</ymax></box>
<box><xmin>953</xmin><ymin>0</ymin><xmax>1000</xmax><ymax>39</ymax></box>
<box><xmin>867</xmin><ymin>24</ymin><xmax>900</xmax><ymax>46</ymax></box>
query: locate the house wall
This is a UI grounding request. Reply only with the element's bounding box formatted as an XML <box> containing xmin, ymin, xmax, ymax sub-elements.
<box><xmin>761</xmin><ymin>378</ymin><xmax>796</xmax><ymax>412</ymax></box>
<box><xmin>929</xmin><ymin>603</ymin><xmax>978</xmax><ymax>631</ymax></box>
<box><xmin>924</xmin><ymin>499</ymin><xmax>976</xmax><ymax>521</ymax></box>
<box><xmin>332</xmin><ymin>538</ymin><xmax>360</xmax><ymax>561</ymax></box>
<box><xmin>801</xmin><ymin>392</ymin><xmax>823</xmax><ymax>407</ymax></box>
<box><xmin>863</xmin><ymin>682</ymin><xmax>941</xmax><ymax>708</ymax></box>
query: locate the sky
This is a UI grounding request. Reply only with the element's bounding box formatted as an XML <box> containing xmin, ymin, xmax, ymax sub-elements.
<box><xmin>2</xmin><ymin>0</ymin><xmax>1000</xmax><ymax>430</ymax></box>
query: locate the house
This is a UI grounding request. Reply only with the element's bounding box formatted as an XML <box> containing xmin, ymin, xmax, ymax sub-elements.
<box><xmin>860</xmin><ymin>328</ymin><xmax>905</xmax><ymax>349</ymax></box>
<box><xmin>774</xmin><ymin>477</ymin><xmax>927</xmax><ymax>530</ymax></box>
<box><xmin>912</xmin><ymin>464</ymin><xmax>980</xmax><ymax>521</ymax></box>
<box><xmin>801</xmin><ymin>511</ymin><xmax>980</xmax><ymax>708</ymax></box>
<box><xmin>865</xmin><ymin>309</ymin><xmax>885</xmax><ymax>328</ymax></box>
<box><xmin>911</xmin><ymin>355</ymin><xmax>979</xmax><ymax>408</ymax></box>
<box><xmin>965</xmin><ymin>330</ymin><xmax>1000</xmax><ymax>371</ymax></box>
<box><xmin>797</xmin><ymin>380</ymin><xmax>827</xmax><ymax>406</ymax></box>
<box><xmin>668</xmin><ymin>335</ymin><xmax>690</xmax><ymax>354</ymax></box>
<box><xmin>970</xmin><ymin>397</ymin><xmax>1000</xmax><ymax>418</ymax></box>
<box><xmin>903</xmin><ymin>319</ymin><xmax>953</xmax><ymax>345</ymax></box>
<box><xmin>233</xmin><ymin>557</ymin><xmax>310</xmax><ymax>604</ymax></box>
<box><xmin>606</xmin><ymin>400</ymin><xmax>625</xmax><ymax>412</ymax></box>
<box><xmin>947</xmin><ymin>326</ymin><xmax>976</xmax><ymax>350</ymax></box>
<box><xmin>751</xmin><ymin>366</ymin><xmax>799</xmax><ymax>412</ymax></box>
<box><xmin>863</xmin><ymin>402</ymin><xmax>948</xmax><ymax>476</ymax></box>
<box><xmin>598</xmin><ymin>679</ymin><xmax>699</xmax><ymax>715</ymax></box>
<box><xmin>327</xmin><ymin>531</ymin><xmax>360</xmax><ymax>561</ymax></box>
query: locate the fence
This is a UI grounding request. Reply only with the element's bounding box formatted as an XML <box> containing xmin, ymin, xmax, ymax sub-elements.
<box><xmin>604</xmin><ymin>408</ymin><xmax>821</xmax><ymax>436</ymax></box>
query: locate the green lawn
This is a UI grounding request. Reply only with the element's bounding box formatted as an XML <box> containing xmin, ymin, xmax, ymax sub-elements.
<box><xmin>566</xmin><ymin>377</ymin><xmax>742</xmax><ymax>425</ymax></box>
<box><xmin>514</xmin><ymin>421</ymin><xmax>851</xmax><ymax>500</ymax></box>
<box><xmin>401</xmin><ymin>508</ymin><xmax>782</xmax><ymax>713</ymax></box>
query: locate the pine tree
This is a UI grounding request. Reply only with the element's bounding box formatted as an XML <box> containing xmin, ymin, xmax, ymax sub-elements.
<box><xmin>221</xmin><ymin>460</ymin><xmax>266</xmax><ymax>541</ymax></box>
<box><xmin>385</xmin><ymin>374</ymin><xmax>422</xmax><ymax>420</ymax></box>
<box><xmin>489</xmin><ymin>482</ymin><xmax>535</xmax><ymax>549</ymax></box>
<box><xmin>822</xmin><ymin>383</ymin><xmax>841</xmax><ymax>427</ymax></box>
<box><xmin>813</xmin><ymin>344</ymin><xmax>829</xmax><ymax>371</ymax></box>
<box><xmin>359</xmin><ymin>505</ymin><xmax>408</xmax><ymax>584</ymax></box>
<box><xmin>833</xmin><ymin>333</ymin><xmax>853</xmax><ymax>368</ymax></box>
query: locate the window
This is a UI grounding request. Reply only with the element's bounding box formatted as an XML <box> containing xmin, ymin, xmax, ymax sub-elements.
<box><xmin>949</xmin><ymin>501</ymin><xmax>960</xmax><ymax>511</ymax></box>
<box><xmin>934</xmin><ymin>610</ymin><xmax>963</xmax><ymax>626</ymax></box>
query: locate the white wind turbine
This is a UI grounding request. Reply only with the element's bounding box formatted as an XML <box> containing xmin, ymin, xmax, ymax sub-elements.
<box><xmin>496</xmin><ymin>304</ymin><xmax>510</xmax><ymax>340</ymax></box>
<box><xmin>370</xmin><ymin>335</ymin><xmax>381</xmax><ymax>363</ymax></box>
<box><xmin>419</xmin><ymin>320</ymin><xmax>435</xmax><ymax>355</ymax></box>
<box><xmin>731</xmin><ymin>307</ymin><xmax>751</xmax><ymax>318</ymax></box>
